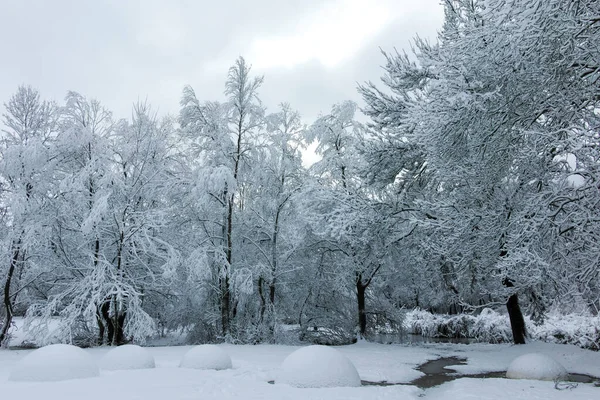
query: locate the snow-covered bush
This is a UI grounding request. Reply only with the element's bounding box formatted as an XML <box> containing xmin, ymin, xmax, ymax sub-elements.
<box><xmin>403</xmin><ymin>308</ymin><xmax>512</xmax><ymax>342</ymax></box>
<box><xmin>528</xmin><ymin>313</ymin><xmax>600</xmax><ymax>351</ymax></box>
<box><xmin>403</xmin><ymin>308</ymin><xmax>600</xmax><ymax>349</ymax></box>
<box><xmin>9</xmin><ymin>344</ymin><xmax>99</xmax><ymax>381</ymax></box>
<box><xmin>506</xmin><ymin>353</ymin><xmax>567</xmax><ymax>381</ymax></box>
<box><xmin>100</xmin><ymin>344</ymin><xmax>155</xmax><ymax>370</ymax></box>
<box><xmin>469</xmin><ymin>308</ymin><xmax>514</xmax><ymax>343</ymax></box>
<box><xmin>179</xmin><ymin>345</ymin><xmax>232</xmax><ymax>370</ymax></box>
<box><xmin>404</xmin><ymin>309</ymin><xmax>438</xmax><ymax>337</ymax></box>
<box><xmin>277</xmin><ymin>345</ymin><xmax>361</xmax><ymax>388</ymax></box>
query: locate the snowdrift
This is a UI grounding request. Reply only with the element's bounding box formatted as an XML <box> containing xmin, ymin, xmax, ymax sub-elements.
<box><xmin>9</xmin><ymin>344</ymin><xmax>99</xmax><ymax>382</ymax></box>
<box><xmin>100</xmin><ymin>344</ymin><xmax>155</xmax><ymax>371</ymax></box>
<box><xmin>506</xmin><ymin>353</ymin><xmax>568</xmax><ymax>381</ymax></box>
<box><xmin>277</xmin><ymin>345</ymin><xmax>361</xmax><ymax>388</ymax></box>
<box><xmin>180</xmin><ymin>344</ymin><xmax>232</xmax><ymax>370</ymax></box>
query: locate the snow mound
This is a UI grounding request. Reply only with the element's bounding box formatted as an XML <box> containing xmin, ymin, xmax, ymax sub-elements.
<box><xmin>179</xmin><ymin>345</ymin><xmax>232</xmax><ymax>370</ymax></box>
<box><xmin>9</xmin><ymin>344</ymin><xmax>99</xmax><ymax>382</ymax></box>
<box><xmin>506</xmin><ymin>353</ymin><xmax>568</xmax><ymax>381</ymax></box>
<box><xmin>277</xmin><ymin>345</ymin><xmax>361</xmax><ymax>388</ymax></box>
<box><xmin>100</xmin><ymin>345</ymin><xmax>155</xmax><ymax>371</ymax></box>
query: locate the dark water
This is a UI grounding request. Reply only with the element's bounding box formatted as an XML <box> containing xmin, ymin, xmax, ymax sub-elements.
<box><xmin>410</xmin><ymin>356</ymin><xmax>468</xmax><ymax>388</ymax></box>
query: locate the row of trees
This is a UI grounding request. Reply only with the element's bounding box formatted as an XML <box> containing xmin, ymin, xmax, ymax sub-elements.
<box><xmin>1</xmin><ymin>0</ymin><xmax>598</xmax><ymax>346</ymax></box>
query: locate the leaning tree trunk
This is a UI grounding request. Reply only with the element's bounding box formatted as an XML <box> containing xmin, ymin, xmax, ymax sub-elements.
<box><xmin>503</xmin><ymin>278</ymin><xmax>526</xmax><ymax>344</ymax></box>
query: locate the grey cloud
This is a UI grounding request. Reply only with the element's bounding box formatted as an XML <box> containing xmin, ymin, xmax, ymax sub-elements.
<box><xmin>0</xmin><ymin>0</ymin><xmax>443</xmax><ymax>123</ymax></box>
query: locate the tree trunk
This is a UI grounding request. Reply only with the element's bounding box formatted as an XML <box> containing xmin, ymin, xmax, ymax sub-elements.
<box><xmin>357</xmin><ymin>276</ymin><xmax>367</xmax><ymax>338</ymax></box>
<box><xmin>220</xmin><ymin>192</ymin><xmax>234</xmax><ymax>337</ymax></box>
<box><xmin>115</xmin><ymin>311</ymin><xmax>126</xmax><ymax>345</ymax></box>
<box><xmin>258</xmin><ymin>276</ymin><xmax>266</xmax><ymax>323</ymax></box>
<box><xmin>96</xmin><ymin>306</ymin><xmax>105</xmax><ymax>346</ymax></box>
<box><xmin>111</xmin><ymin>232</ymin><xmax>127</xmax><ymax>346</ymax></box>
<box><xmin>0</xmin><ymin>244</ymin><xmax>20</xmax><ymax>346</ymax></box>
<box><xmin>503</xmin><ymin>278</ymin><xmax>526</xmax><ymax>344</ymax></box>
<box><xmin>100</xmin><ymin>300</ymin><xmax>114</xmax><ymax>344</ymax></box>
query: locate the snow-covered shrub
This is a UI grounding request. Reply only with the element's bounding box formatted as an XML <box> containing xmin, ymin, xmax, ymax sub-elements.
<box><xmin>506</xmin><ymin>353</ymin><xmax>567</xmax><ymax>381</ymax></box>
<box><xmin>9</xmin><ymin>344</ymin><xmax>99</xmax><ymax>381</ymax></box>
<box><xmin>440</xmin><ymin>314</ymin><xmax>473</xmax><ymax>338</ymax></box>
<box><xmin>403</xmin><ymin>308</ymin><xmax>600</xmax><ymax>349</ymax></box>
<box><xmin>277</xmin><ymin>345</ymin><xmax>361</xmax><ymax>388</ymax></box>
<box><xmin>469</xmin><ymin>308</ymin><xmax>513</xmax><ymax>343</ymax></box>
<box><xmin>100</xmin><ymin>344</ymin><xmax>155</xmax><ymax>371</ymax></box>
<box><xmin>404</xmin><ymin>309</ymin><xmax>438</xmax><ymax>337</ymax></box>
<box><xmin>179</xmin><ymin>344</ymin><xmax>232</xmax><ymax>370</ymax></box>
<box><xmin>528</xmin><ymin>312</ymin><xmax>600</xmax><ymax>350</ymax></box>
<box><xmin>403</xmin><ymin>309</ymin><xmax>487</xmax><ymax>339</ymax></box>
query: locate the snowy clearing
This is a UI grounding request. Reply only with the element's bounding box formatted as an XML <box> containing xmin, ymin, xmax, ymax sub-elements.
<box><xmin>1</xmin><ymin>341</ymin><xmax>599</xmax><ymax>400</ymax></box>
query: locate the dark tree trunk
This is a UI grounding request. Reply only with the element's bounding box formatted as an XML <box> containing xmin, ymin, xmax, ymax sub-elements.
<box><xmin>269</xmin><ymin>207</ymin><xmax>280</xmax><ymax>309</ymax></box>
<box><xmin>258</xmin><ymin>276</ymin><xmax>266</xmax><ymax>323</ymax></box>
<box><xmin>93</xmin><ymin>237</ymin><xmax>103</xmax><ymax>345</ymax></box>
<box><xmin>503</xmin><ymin>278</ymin><xmax>526</xmax><ymax>344</ymax></box>
<box><xmin>96</xmin><ymin>306</ymin><xmax>105</xmax><ymax>346</ymax></box>
<box><xmin>0</xmin><ymin>244</ymin><xmax>20</xmax><ymax>346</ymax></box>
<box><xmin>357</xmin><ymin>277</ymin><xmax>367</xmax><ymax>337</ymax></box>
<box><xmin>221</xmin><ymin>273</ymin><xmax>230</xmax><ymax>335</ymax></box>
<box><xmin>101</xmin><ymin>300</ymin><xmax>114</xmax><ymax>344</ymax></box>
<box><xmin>115</xmin><ymin>312</ymin><xmax>126</xmax><ymax>345</ymax></box>
<box><xmin>221</xmin><ymin>196</ymin><xmax>233</xmax><ymax>337</ymax></box>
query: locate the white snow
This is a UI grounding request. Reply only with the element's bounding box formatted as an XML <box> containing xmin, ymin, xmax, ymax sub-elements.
<box><xmin>179</xmin><ymin>344</ymin><xmax>232</xmax><ymax>370</ymax></box>
<box><xmin>277</xmin><ymin>345</ymin><xmax>361</xmax><ymax>388</ymax></box>
<box><xmin>506</xmin><ymin>353</ymin><xmax>567</xmax><ymax>381</ymax></box>
<box><xmin>8</xmin><ymin>344</ymin><xmax>99</xmax><ymax>382</ymax></box>
<box><xmin>100</xmin><ymin>344</ymin><xmax>155</xmax><ymax>371</ymax></box>
<box><xmin>0</xmin><ymin>341</ymin><xmax>598</xmax><ymax>400</ymax></box>
<box><xmin>425</xmin><ymin>377</ymin><xmax>599</xmax><ymax>400</ymax></box>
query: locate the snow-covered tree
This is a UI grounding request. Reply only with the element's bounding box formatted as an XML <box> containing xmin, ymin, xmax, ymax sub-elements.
<box><xmin>237</xmin><ymin>103</ymin><xmax>306</xmax><ymax>340</ymax></box>
<box><xmin>180</xmin><ymin>57</ymin><xmax>265</xmax><ymax>339</ymax></box>
<box><xmin>359</xmin><ymin>0</ymin><xmax>600</xmax><ymax>343</ymax></box>
<box><xmin>0</xmin><ymin>86</ymin><xmax>58</xmax><ymax>346</ymax></box>
<box><xmin>25</xmin><ymin>96</ymin><xmax>179</xmax><ymax>345</ymax></box>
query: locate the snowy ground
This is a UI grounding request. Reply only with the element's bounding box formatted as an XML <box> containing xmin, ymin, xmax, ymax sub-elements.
<box><xmin>1</xmin><ymin>340</ymin><xmax>599</xmax><ymax>399</ymax></box>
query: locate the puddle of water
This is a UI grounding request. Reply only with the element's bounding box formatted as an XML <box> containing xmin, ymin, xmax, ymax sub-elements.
<box><xmin>408</xmin><ymin>356</ymin><xmax>467</xmax><ymax>389</ymax></box>
<box><xmin>417</xmin><ymin>356</ymin><xmax>467</xmax><ymax>374</ymax></box>
<box><xmin>565</xmin><ymin>373</ymin><xmax>600</xmax><ymax>384</ymax></box>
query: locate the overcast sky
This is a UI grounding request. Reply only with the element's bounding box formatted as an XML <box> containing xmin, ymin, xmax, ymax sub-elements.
<box><xmin>0</xmin><ymin>0</ymin><xmax>444</xmax><ymax>123</ymax></box>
